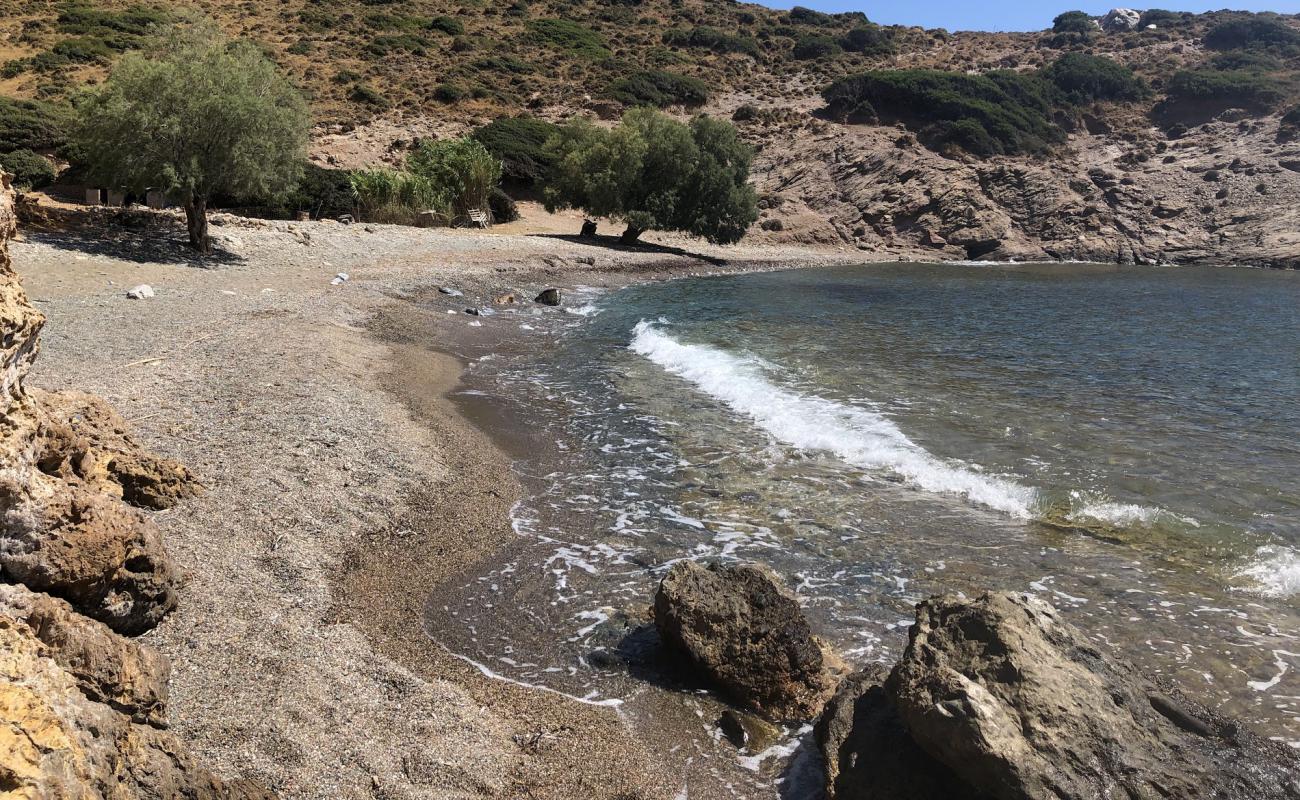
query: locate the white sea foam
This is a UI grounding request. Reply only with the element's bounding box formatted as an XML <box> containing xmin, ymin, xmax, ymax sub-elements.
<box><xmin>1067</xmin><ymin>498</ymin><xmax>1197</xmax><ymax>529</ymax></box>
<box><xmin>1236</xmin><ymin>546</ymin><xmax>1300</xmax><ymax>598</ymax></box>
<box><xmin>629</xmin><ymin>322</ymin><xmax>1037</xmax><ymax>517</ymax></box>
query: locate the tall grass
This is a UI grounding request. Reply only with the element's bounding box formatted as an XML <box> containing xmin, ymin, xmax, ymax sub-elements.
<box><xmin>349</xmin><ymin>169</ymin><xmax>448</xmax><ymax>224</ymax></box>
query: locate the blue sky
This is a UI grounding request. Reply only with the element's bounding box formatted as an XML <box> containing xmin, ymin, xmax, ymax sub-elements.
<box><xmin>754</xmin><ymin>2</ymin><xmax>1300</xmax><ymax>32</ymax></box>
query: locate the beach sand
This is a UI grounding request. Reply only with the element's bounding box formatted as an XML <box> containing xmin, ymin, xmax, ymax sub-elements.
<box><xmin>12</xmin><ymin>206</ymin><xmax>863</xmax><ymax>798</ymax></box>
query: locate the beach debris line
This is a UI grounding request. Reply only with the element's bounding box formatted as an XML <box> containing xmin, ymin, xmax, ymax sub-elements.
<box><xmin>815</xmin><ymin>591</ymin><xmax>1300</xmax><ymax>800</ymax></box>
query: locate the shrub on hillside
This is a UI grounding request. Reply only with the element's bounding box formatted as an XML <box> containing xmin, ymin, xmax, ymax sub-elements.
<box><xmin>822</xmin><ymin>69</ymin><xmax>1062</xmax><ymax>155</ymax></box>
<box><xmin>1165</xmin><ymin>68</ymin><xmax>1286</xmax><ymax>111</ymax></box>
<box><xmin>1208</xmin><ymin>50</ymin><xmax>1284</xmax><ymax>71</ymax></box>
<box><xmin>428</xmin><ymin>15</ymin><xmax>465</xmax><ymax>36</ymax></box>
<box><xmin>542</xmin><ymin>109</ymin><xmax>758</xmax><ymax>244</ymax></box>
<box><xmin>608</xmin><ymin>70</ymin><xmax>709</xmax><ymax>107</ymax></box>
<box><xmin>472</xmin><ymin>116</ymin><xmax>560</xmax><ymax>186</ymax></box>
<box><xmin>662</xmin><ymin>27</ymin><xmax>761</xmax><ymax>57</ymax></box>
<box><xmin>365</xmin><ymin>33</ymin><xmax>431</xmax><ymax>58</ymax></box>
<box><xmin>1052</xmin><ymin>11</ymin><xmax>1094</xmax><ymax>34</ymax></box>
<box><xmin>840</xmin><ymin>25</ymin><xmax>894</xmax><ymax>56</ymax></box>
<box><xmin>1204</xmin><ymin>16</ymin><xmax>1300</xmax><ymax>51</ymax></box>
<box><xmin>1043</xmin><ymin>53</ymin><xmax>1147</xmax><ymax>104</ymax></box>
<box><xmin>472</xmin><ymin>54</ymin><xmax>535</xmax><ymax>74</ymax></box>
<box><xmin>1139</xmin><ymin>9</ymin><xmax>1191</xmax><ymax>29</ymax></box>
<box><xmin>792</xmin><ymin>35</ymin><xmax>842</xmax><ymax>60</ymax></box>
<box><xmin>786</xmin><ymin>6</ymin><xmax>836</xmax><ymax>26</ymax></box>
<box><xmin>527</xmin><ymin>19</ymin><xmax>609</xmax><ymax>59</ymax></box>
<box><xmin>0</xmin><ymin>97</ymin><xmax>72</xmax><ymax>154</ymax></box>
<box><xmin>1</xmin><ymin>149</ymin><xmax>57</xmax><ymax>190</ymax></box>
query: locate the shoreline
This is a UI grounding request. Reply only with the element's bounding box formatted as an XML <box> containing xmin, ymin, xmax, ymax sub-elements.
<box><xmin>12</xmin><ymin>213</ymin><xmax>871</xmax><ymax>798</ymax></box>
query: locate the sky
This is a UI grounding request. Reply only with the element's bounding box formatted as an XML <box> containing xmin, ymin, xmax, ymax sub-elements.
<box><xmin>754</xmin><ymin>1</ymin><xmax>1300</xmax><ymax>32</ymax></box>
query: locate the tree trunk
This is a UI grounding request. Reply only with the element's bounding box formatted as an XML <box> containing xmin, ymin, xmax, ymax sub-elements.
<box><xmin>184</xmin><ymin>197</ymin><xmax>211</xmax><ymax>254</ymax></box>
<box><xmin>620</xmin><ymin>224</ymin><xmax>643</xmax><ymax>245</ymax></box>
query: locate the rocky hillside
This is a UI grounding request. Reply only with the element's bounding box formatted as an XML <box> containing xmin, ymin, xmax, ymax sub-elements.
<box><xmin>3</xmin><ymin>1</ymin><xmax>1300</xmax><ymax>265</ymax></box>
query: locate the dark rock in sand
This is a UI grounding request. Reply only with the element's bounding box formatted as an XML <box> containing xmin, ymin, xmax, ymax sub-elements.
<box><xmin>816</xmin><ymin>664</ymin><xmax>982</xmax><ymax>800</ymax></box>
<box><xmin>653</xmin><ymin>562</ymin><xmax>839</xmax><ymax>721</ymax></box>
<box><xmin>535</xmin><ymin>288</ymin><xmax>562</xmax><ymax>306</ymax></box>
<box><xmin>580</xmin><ymin>219</ymin><xmax>598</xmax><ymax>238</ymax></box>
<box><xmin>819</xmin><ymin>591</ymin><xmax>1300</xmax><ymax>800</ymax></box>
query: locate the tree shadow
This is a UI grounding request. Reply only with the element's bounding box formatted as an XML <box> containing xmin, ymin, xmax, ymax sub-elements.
<box><xmin>22</xmin><ymin>227</ymin><xmax>245</xmax><ymax>268</ymax></box>
<box><xmin>528</xmin><ymin>232</ymin><xmax>729</xmax><ymax>267</ymax></box>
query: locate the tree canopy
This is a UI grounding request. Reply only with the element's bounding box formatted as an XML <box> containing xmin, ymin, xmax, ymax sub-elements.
<box><xmin>73</xmin><ymin>23</ymin><xmax>309</xmax><ymax>252</ymax></box>
<box><xmin>542</xmin><ymin>109</ymin><xmax>758</xmax><ymax>245</ymax></box>
<box><xmin>406</xmin><ymin>137</ymin><xmax>502</xmax><ymax>220</ymax></box>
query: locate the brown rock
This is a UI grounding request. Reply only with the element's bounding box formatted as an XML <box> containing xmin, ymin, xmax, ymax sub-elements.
<box><xmin>888</xmin><ymin>592</ymin><xmax>1300</xmax><ymax>800</ymax></box>
<box><xmin>653</xmin><ymin>562</ymin><xmax>840</xmax><ymax>721</ymax></box>
<box><xmin>0</xmin><ymin>607</ymin><xmax>272</xmax><ymax>799</ymax></box>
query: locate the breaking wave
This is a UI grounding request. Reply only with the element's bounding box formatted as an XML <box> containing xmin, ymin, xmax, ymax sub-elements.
<box><xmin>630</xmin><ymin>321</ymin><xmax>1037</xmax><ymax>517</ymax></box>
<box><xmin>1236</xmin><ymin>546</ymin><xmax>1300</xmax><ymax>598</ymax></box>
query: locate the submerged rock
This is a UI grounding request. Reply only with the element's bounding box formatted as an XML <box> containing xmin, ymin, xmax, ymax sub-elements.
<box><xmin>818</xmin><ymin>592</ymin><xmax>1300</xmax><ymax>800</ymax></box>
<box><xmin>653</xmin><ymin>562</ymin><xmax>840</xmax><ymax>721</ymax></box>
<box><xmin>535</xmin><ymin>288</ymin><xmax>562</xmax><ymax>306</ymax></box>
<box><xmin>718</xmin><ymin>708</ymin><xmax>781</xmax><ymax>753</ymax></box>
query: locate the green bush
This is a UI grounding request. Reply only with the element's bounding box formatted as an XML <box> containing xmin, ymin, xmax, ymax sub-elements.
<box><xmin>0</xmin><ymin>97</ymin><xmax>72</xmax><ymax>153</ymax></box>
<box><xmin>792</xmin><ymin>34</ymin><xmax>841</xmax><ymax>60</ymax></box>
<box><xmin>822</xmin><ymin>69</ymin><xmax>1062</xmax><ymax>155</ymax></box>
<box><xmin>608</xmin><ymin>70</ymin><xmax>709</xmax><ymax>107</ymax></box>
<box><xmin>472</xmin><ymin>116</ymin><xmax>560</xmax><ymax>185</ymax></box>
<box><xmin>662</xmin><ymin>27</ymin><xmax>761</xmax><ymax>57</ymax></box>
<box><xmin>285</xmin><ymin>162</ymin><xmax>355</xmax><ymax>219</ymax></box>
<box><xmin>350</xmin><ymin>168</ymin><xmax>443</xmax><ymax>224</ymax></box>
<box><xmin>1139</xmin><ymin>10</ymin><xmax>1190</xmax><ymax>29</ymax></box>
<box><xmin>1</xmin><ymin>149</ymin><xmax>57</xmax><ymax>190</ymax></box>
<box><xmin>1204</xmin><ymin>16</ymin><xmax>1300</xmax><ymax>51</ymax></box>
<box><xmin>1042</xmin><ymin>53</ymin><xmax>1147</xmax><ymax>104</ymax></box>
<box><xmin>840</xmin><ymin>25</ymin><xmax>894</xmax><ymax>56</ymax></box>
<box><xmin>433</xmin><ymin>83</ymin><xmax>466</xmax><ymax>103</ymax></box>
<box><xmin>1052</xmin><ymin>11</ymin><xmax>1094</xmax><ymax>34</ymax></box>
<box><xmin>428</xmin><ymin>15</ymin><xmax>465</xmax><ymax>36</ymax></box>
<box><xmin>526</xmin><ymin>19</ymin><xmax>610</xmax><ymax>59</ymax></box>
<box><xmin>489</xmin><ymin>185</ymin><xmax>519</xmax><ymax>222</ymax></box>
<box><xmin>1282</xmin><ymin>106</ymin><xmax>1300</xmax><ymax>125</ymax></box>
<box><xmin>363</xmin><ymin>13</ymin><xmax>431</xmax><ymax>31</ymax></box>
<box><xmin>56</xmin><ymin>3</ymin><xmax>170</xmax><ymax>39</ymax></box>
<box><xmin>786</xmin><ymin>6</ymin><xmax>835</xmax><ymax>26</ymax></box>
<box><xmin>1209</xmin><ymin>50</ymin><xmax>1283</xmax><ymax>71</ymax></box>
<box><xmin>365</xmin><ymin>34</ymin><xmax>431</xmax><ymax>58</ymax></box>
<box><xmin>471</xmin><ymin>54</ymin><xmax>536</xmax><ymax>74</ymax></box>
<box><xmin>1165</xmin><ymin>68</ymin><xmax>1286</xmax><ymax>111</ymax></box>
<box><xmin>542</xmin><ymin>109</ymin><xmax>758</xmax><ymax>244</ymax></box>
<box><xmin>349</xmin><ymin>84</ymin><xmax>389</xmax><ymax>107</ymax></box>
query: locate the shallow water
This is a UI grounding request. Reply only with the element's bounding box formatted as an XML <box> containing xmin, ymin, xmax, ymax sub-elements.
<box><xmin>430</xmin><ymin>262</ymin><xmax>1300</xmax><ymax>796</ymax></box>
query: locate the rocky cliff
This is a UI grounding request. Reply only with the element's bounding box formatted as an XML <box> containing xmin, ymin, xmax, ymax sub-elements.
<box><xmin>0</xmin><ymin>171</ymin><xmax>264</xmax><ymax>797</ymax></box>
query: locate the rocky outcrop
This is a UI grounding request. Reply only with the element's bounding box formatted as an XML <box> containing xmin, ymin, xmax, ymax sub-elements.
<box><xmin>0</xmin><ymin>171</ymin><xmax>263</xmax><ymax>795</ymax></box>
<box><xmin>749</xmin><ymin>110</ymin><xmax>1300</xmax><ymax>268</ymax></box>
<box><xmin>654</xmin><ymin>561</ymin><xmax>841</xmax><ymax>721</ymax></box>
<box><xmin>0</xmin><ymin>584</ymin><xmax>271</xmax><ymax>798</ymax></box>
<box><xmin>1100</xmin><ymin>8</ymin><xmax>1141</xmax><ymax>32</ymax></box>
<box><xmin>818</xmin><ymin>592</ymin><xmax>1300</xmax><ymax>800</ymax></box>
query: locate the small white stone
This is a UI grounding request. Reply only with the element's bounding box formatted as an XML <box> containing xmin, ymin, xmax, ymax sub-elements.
<box><xmin>125</xmin><ymin>284</ymin><xmax>155</xmax><ymax>300</ymax></box>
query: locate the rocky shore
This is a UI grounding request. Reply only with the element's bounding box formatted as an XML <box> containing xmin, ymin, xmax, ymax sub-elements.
<box><xmin>651</xmin><ymin>563</ymin><xmax>1300</xmax><ymax>800</ymax></box>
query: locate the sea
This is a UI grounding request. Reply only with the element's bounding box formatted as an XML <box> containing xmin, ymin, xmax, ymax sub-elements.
<box><xmin>428</xmin><ymin>262</ymin><xmax>1300</xmax><ymax>798</ymax></box>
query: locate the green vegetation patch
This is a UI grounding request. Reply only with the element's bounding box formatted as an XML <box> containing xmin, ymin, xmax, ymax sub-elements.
<box><xmin>1</xmin><ymin>149</ymin><xmax>57</xmax><ymax>190</ymax></box>
<box><xmin>0</xmin><ymin>97</ymin><xmax>72</xmax><ymax>154</ymax></box>
<box><xmin>662</xmin><ymin>27</ymin><xmax>761</xmax><ymax>58</ymax></box>
<box><xmin>1165</xmin><ymin>68</ymin><xmax>1286</xmax><ymax>111</ymax></box>
<box><xmin>608</xmin><ymin>70</ymin><xmax>710</xmax><ymax>108</ymax></box>
<box><xmin>365</xmin><ymin>33</ymin><xmax>432</xmax><ymax>58</ymax></box>
<box><xmin>1204</xmin><ymin>16</ymin><xmax>1300</xmax><ymax>51</ymax></box>
<box><xmin>792</xmin><ymin>34</ymin><xmax>842</xmax><ymax>60</ymax></box>
<box><xmin>472</xmin><ymin>116</ymin><xmax>560</xmax><ymax>185</ymax></box>
<box><xmin>1042</xmin><ymin>53</ymin><xmax>1148</xmax><ymax>104</ymax></box>
<box><xmin>823</xmin><ymin>68</ymin><xmax>1063</xmax><ymax>156</ymax></box>
<box><xmin>526</xmin><ymin>19</ymin><xmax>609</xmax><ymax>59</ymax></box>
<box><xmin>471</xmin><ymin>54</ymin><xmax>536</xmax><ymax>74</ymax></box>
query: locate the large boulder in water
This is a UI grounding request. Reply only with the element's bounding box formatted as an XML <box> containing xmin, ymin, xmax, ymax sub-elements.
<box><xmin>653</xmin><ymin>561</ymin><xmax>840</xmax><ymax>721</ymax></box>
<box><xmin>818</xmin><ymin>591</ymin><xmax>1300</xmax><ymax>800</ymax></box>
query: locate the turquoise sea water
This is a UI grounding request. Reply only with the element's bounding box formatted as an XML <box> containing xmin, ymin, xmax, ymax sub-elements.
<box><xmin>432</xmin><ymin>262</ymin><xmax>1300</xmax><ymax>795</ymax></box>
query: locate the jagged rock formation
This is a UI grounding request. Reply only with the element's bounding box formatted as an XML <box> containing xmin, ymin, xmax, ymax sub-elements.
<box><xmin>749</xmin><ymin>113</ymin><xmax>1300</xmax><ymax>267</ymax></box>
<box><xmin>654</xmin><ymin>561</ymin><xmax>842</xmax><ymax>721</ymax></box>
<box><xmin>817</xmin><ymin>592</ymin><xmax>1300</xmax><ymax>800</ymax></box>
<box><xmin>0</xmin><ymin>171</ymin><xmax>266</xmax><ymax>797</ymax></box>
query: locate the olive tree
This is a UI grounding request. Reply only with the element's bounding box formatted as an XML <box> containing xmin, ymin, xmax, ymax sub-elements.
<box><xmin>74</xmin><ymin>24</ymin><xmax>309</xmax><ymax>253</ymax></box>
<box><xmin>543</xmin><ymin>108</ymin><xmax>758</xmax><ymax>245</ymax></box>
